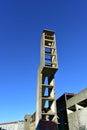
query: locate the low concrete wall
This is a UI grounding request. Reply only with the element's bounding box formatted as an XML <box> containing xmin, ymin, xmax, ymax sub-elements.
<box><xmin>68</xmin><ymin>107</ymin><xmax>87</xmax><ymax>130</ymax></box>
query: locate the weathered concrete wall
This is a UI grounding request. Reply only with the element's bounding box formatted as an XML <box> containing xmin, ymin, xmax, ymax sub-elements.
<box><xmin>29</xmin><ymin>122</ymin><xmax>35</xmax><ymax>130</ymax></box>
<box><xmin>67</xmin><ymin>88</ymin><xmax>87</xmax><ymax>108</ymax></box>
<box><xmin>24</xmin><ymin>115</ymin><xmax>31</xmax><ymax>130</ymax></box>
<box><xmin>24</xmin><ymin>114</ymin><xmax>35</xmax><ymax>130</ymax></box>
<box><xmin>68</xmin><ymin>107</ymin><xmax>87</xmax><ymax>130</ymax></box>
<box><xmin>67</xmin><ymin>88</ymin><xmax>87</xmax><ymax>130</ymax></box>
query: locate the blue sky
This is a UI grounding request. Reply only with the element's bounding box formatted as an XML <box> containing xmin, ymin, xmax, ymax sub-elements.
<box><xmin>0</xmin><ymin>0</ymin><xmax>87</xmax><ymax>123</ymax></box>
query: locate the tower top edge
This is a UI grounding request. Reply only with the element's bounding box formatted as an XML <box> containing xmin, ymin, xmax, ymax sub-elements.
<box><xmin>43</xmin><ymin>29</ymin><xmax>55</xmax><ymax>34</ymax></box>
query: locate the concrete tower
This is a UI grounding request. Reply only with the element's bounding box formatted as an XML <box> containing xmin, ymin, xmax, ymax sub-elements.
<box><xmin>36</xmin><ymin>30</ymin><xmax>58</xmax><ymax>130</ymax></box>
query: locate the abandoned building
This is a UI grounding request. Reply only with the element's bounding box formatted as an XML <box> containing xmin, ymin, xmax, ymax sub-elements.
<box><xmin>0</xmin><ymin>30</ymin><xmax>87</xmax><ymax>130</ymax></box>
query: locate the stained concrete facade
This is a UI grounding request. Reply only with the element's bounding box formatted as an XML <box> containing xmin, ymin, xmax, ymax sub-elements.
<box><xmin>24</xmin><ymin>115</ymin><xmax>31</xmax><ymax>130</ymax></box>
<box><xmin>24</xmin><ymin>114</ymin><xmax>36</xmax><ymax>130</ymax></box>
<box><xmin>67</xmin><ymin>88</ymin><xmax>87</xmax><ymax>130</ymax></box>
<box><xmin>56</xmin><ymin>88</ymin><xmax>87</xmax><ymax>130</ymax></box>
<box><xmin>56</xmin><ymin>93</ymin><xmax>74</xmax><ymax>130</ymax></box>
